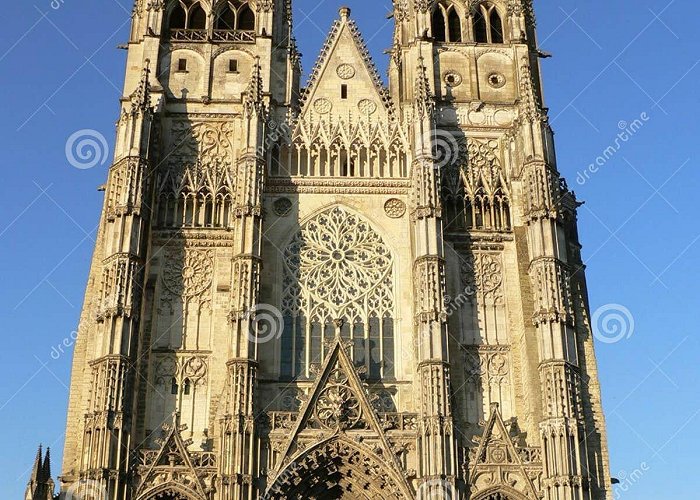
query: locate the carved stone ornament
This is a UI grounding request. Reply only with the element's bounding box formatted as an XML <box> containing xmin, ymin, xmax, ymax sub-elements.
<box><xmin>461</xmin><ymin>253</ymin><xmax>503</xmax><ymax>302</ymax></box>
<box><xmin>314</xmin><ymin>366</ymin><xmax>362</xmax><ymax>430</ymax></box>
<box><xmin>313</xmin><ymin>97</ymin><xmax>332</xmax><ymax>114</ymax></box>
<box><xmin>169</xmin><ymin>121</ymin><xmax>236</xmax><ymax>168</ymax></box>
<box><xmin>336</xmin><ymin>63</ymin><xmax>356</xmax><ymax>80</ymax></box>
<box><xmin>273</xmin><ymin>197</ymin><xmax>293</xmax><ymax>217</ymax></box>
<box><xmin>384</xmin><ymin>198</ymin><xmax>406</xmax><ymax>218</ymax></box>
<box><xmin>358</xmin><ymin>98</ymin><xmax>378</xmax><ymax>115</ymax></box>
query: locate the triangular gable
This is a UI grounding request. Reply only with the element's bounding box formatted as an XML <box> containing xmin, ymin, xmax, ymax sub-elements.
<box><xmin>470</xmin><ymin>403</ymin><xmax>540</xmax><ymax>499</ymax></box>
<box><xmin>135</xmin><ymin>413</ymin><xmax>207</xmax><ymax>499</ymax></box>
<box><xmin>271</xmin><ymin>336</ymin><xmax>410</xmax><ymax>491</ymax></box>
<box><xmin>299</xmin><ymin>8</ymin><xmax>394</xmax><ymax>121</ymax></box>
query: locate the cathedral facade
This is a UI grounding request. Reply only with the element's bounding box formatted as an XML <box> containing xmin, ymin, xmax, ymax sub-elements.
<box><xmin>50</xmin><ymin>1</ymin><xmax>612</xmax><ymax>499</ymax></box>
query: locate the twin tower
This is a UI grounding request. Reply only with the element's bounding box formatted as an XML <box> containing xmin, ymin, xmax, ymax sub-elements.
<box><xmin>47</xmin><ymin>1</ymin><xmax>612</xmax><ymax>499</ymax></box>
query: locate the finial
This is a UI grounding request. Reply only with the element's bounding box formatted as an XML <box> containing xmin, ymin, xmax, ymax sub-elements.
<box><xmin>339</xmin><ymin>6</ymin><xmax>351</xmax><ymax>20</ymax></box>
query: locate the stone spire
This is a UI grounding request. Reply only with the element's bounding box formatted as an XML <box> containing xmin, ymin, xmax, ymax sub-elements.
<box><xmin>25</xmin><ymin>445</ymin><xmax>54</xmax><ymax>500</ymax></box>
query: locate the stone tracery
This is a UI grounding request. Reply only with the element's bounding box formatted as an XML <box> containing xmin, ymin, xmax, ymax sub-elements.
<box><xmin>281</xmin><ymin>206</ymin><xmax>395</xmax><ymax>379</ymax></box>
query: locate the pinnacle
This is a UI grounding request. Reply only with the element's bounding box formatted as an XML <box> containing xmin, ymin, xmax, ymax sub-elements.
<box><xmin>339</xmin><ymin>6</ymin><xmax>351</xmax><ymax>20</ymax></box>
<box><xmin>42</xmin><ymin>447</ymin><xmax>52</xmax><ymax>481</ymax></box>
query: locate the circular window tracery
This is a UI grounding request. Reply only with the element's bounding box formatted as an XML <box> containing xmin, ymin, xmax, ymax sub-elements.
<box><xmin>336</xmin><ymin>63</ymin><xmax>356</xmax><ymax>80</ymax></box>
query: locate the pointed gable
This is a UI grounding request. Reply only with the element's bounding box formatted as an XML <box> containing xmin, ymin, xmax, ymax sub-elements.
<box><xmin>470</xmin><ymin>404</ymin><xmax>541</xmax><ymax>499</ymax></box>
<box><xmin>135</xmin><ymin>413</ymin><xmax>208</xmax><ymax>500</ymax></box>
<box><xmin>269</xmin><ymin>336</ymin><xmax>412</xmax><ymax>497</ymax></box>
<box><xmin>300</xmin><ymin>7</ymin><xmax>394</xmax><ymax>121</ymax></box>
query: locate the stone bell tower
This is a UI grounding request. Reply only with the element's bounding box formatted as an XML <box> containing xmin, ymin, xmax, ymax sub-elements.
<box><xmin>54</xmin><ymin>1</ymin><xmax>611</xmax><ymax>499</ymax></box>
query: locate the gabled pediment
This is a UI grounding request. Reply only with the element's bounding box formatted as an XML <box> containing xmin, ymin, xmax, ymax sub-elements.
<box><xmin>470</xmin><ymin>404</ymin><xmax>542</xmax><ymax>499</ymax></box>
<box><xmin>270</xmin><ymin>336</ymin><xmax>411</xmax><ymax>496</ymax></box>
<box><xmin>135</xmin><ymin>413</ymin><xmax>208</xmax><ymax>500</ymax></box>
<box><xmin>299</xmin><ymin>8</ymin><xmax>394</xmax><ymax>122</ymax></box>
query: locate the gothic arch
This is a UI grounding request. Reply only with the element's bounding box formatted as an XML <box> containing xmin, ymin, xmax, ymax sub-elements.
<box><xmin>472</xmin><ymin>485</ymin><xmax>530</xmax><ymax>500</ymax></box>
<box><xmin>214</xmin><ymin>0</ymin><xmax>256</xmax><ymax>31</ymax></box>
<box><xmin>432</xmin><ymin>2</ymin><xmax>463</xmax><ymax>43</ymax></box>
<box><xmin>472</xmin><ymin>2</ymin><xmax>505</xmax><ymax>44</ymax></box>
<box><xmin>166</xmin><ymin>0</ymin><xmax>207</xmax><ymax>30</ymax></box>
<box><xmin>267</xmin><ymin>436</ymin><xmax>413</xmax><ymax>499</ymax></box>
<box><xmin>137</xmin><ymin>482</ymin><xmax>205</xmax><ymax>500</ymax></box>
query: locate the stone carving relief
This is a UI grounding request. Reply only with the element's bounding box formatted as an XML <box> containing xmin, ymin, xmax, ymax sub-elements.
<box><xmin>465</xmin><ymin>139</ymin><xmax>505</xmax><ymax>189</ymax></box>
<box><xmin>313</xmin><ymin>97</ymin><xmax>332</xmax><ymax>114</ymax></box>
<box><xmin>169</xmin><ymin>120</ymin><xmax>236</xmax><ymax>168</ymax></box>
<box><xmin>384</xmin><ymin>198</ymin><xmax>406</xmax><ymax>218</ymax></box>
<box><xmin>154</xmin><ymin>354</ymin><xmax>209</xmax><ymax>388</ymax></box>
<box><xmin>314</xmin><ymin>365</ymin><xmax>363</xmax><ymax>430</ymax></box>
<box><xmin>273</xmin><ymin>197</ymin><xmax>293</xmax><ymax>217</ymax></box>
<box><xmin>460</xmin><ymin>253</ymin><xmax>504</xmax><ymax>303</ymax></box>
<box><xmin>358</xmin><ymin>98</ymin><xmax>378</xmax><ymax>115</ymax></box>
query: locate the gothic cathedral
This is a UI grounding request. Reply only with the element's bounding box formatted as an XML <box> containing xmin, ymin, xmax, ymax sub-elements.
<box><xmin>44</xmin><ymin>1</ymin><xmax>612</xmax><ymax>499</ymax></box>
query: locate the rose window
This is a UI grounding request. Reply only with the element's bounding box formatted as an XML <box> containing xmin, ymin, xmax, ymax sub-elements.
<box><xmin>281</xmin><ymin>207</ymin><xmax>396</xmax><ymax>380</ymax></box>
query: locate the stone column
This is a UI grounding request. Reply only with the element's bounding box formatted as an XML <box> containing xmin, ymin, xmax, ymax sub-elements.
<box><xmin>220</xmin><ymin>64</ymin><xmax>267</xmax><ymax>500</ymax></box>
<box><xmin>410</xmin><ymin>57</ymin><xmax>458</xmax><ymax>500</ymax></box>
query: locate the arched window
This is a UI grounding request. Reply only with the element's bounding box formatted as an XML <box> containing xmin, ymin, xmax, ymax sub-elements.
<box><xmin>432</xmin><ymin>3</ymin><xmax>462</xmax><ymax>43</ymax></box>
<box><xmin>189</xmin><ymin>4</ymin><xmax>206</xmax><ymax>28</ymax></box>
<box><xmin>214</xmin><ymin>1</ymin><xmax>255</xmax><ymax>31</ymax></box>
<box><xmin>489</xmin><ymin>7</ymin><xmax>504</xmax><ymax>43</ymax></box>
<box><xmin>280</xmin><ymin>207</ymin><xmax>396</xmax><ymax>380</ymax></box>
<box><xmin>473</xmin><ymin>3</ymin><xmax>505</xmax><ymax>44</ymax></box>
<box><xmin>168</xmin><ymin>0</ymin><xmax>207</xmax><ymax>30</ymax></box>
<box><xmin>168</xmin><ymin>4</ymin><xmax>187</xmax><ymax>29</ymax></box>
<box><xmin>448</xmin><ymin>8</ymin><xmax>462</xmax><ymax>42</ymax></box>
<box><xmin>215</xmin><ymin>5</ymin><xmax>236</xmax><ymax>30</ymax></box>
<box><xmin>237</xmin><ymin>4</ymin><xmax>255</xmax><ymax>30</ymax></box>
<box><xmin>432</xmin><ymin>8</ymin><xmax>447</xmax><ymax>42</ymax></box>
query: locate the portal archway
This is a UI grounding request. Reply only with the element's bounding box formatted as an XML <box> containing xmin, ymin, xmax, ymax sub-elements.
<box><xmin>266</xmin><ymin>437</ymin><xmax>412</xmax><ymax>499</ymax></box>
<box><xmin>138</xmin><ymin>483</ymin><xmax>204</xmax><ymax>500</ymax></box>
<box><xmin>472</xmin><ymin>485</ymin><xmax>530</xmax><ymax>500</ymax></box>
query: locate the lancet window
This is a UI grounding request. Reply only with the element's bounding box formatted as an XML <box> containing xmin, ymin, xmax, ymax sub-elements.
<box><xmin>473</xmin><ymin>2</ymin><xmax>505</xmax><ymax>44</ymax></box>
<box><xmin>155</xmin><ymin>163</ymin><xmax>236</xmax><ymax>229</ymax></box>
<box><xmin>215</xmin><ymin>1</ymin><xmax>256</xmax><ymax>31</ymax></box>
<box><xmin>442</xmin><ymin>138</ymin><xmax>511</xmax><ymax>232</ymax></box>
<box><xmin>168</xmin><ymin>0</ymin><xmax>207</xmax><ymax>30</ymax></box>
<box><xmin>432</xmin><ymin>2</ymin><xmax>462</xmax><ymax>43</ymax></box>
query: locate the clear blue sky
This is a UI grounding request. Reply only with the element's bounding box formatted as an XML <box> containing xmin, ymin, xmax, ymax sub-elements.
<box><xmin>1</xmin><ymin>0</ymin><xmax>697</xmax><ymax>497</ymax></box>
